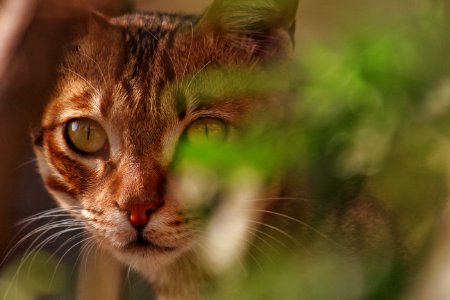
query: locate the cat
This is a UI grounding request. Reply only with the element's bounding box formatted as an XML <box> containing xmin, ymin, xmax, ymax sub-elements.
<box><xmin>32</xmin><ymin>0</ymin><xmax>302</xmax><ymax>299</ymax></box>
<box><xmin>32</xmin><ymin>0</ymin><xmax>397</xmax><ymax>299</ymax></box>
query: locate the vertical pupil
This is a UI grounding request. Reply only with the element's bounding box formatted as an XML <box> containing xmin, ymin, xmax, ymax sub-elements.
<box><xmin>87</xmin><ymin>124</ymin><xmax>91</xmax><ymax>140</ymax></box>
<box><xmin>204</xmin><ymin>123</ymin><xmax>209</xmax><ymax>138</ymax></box>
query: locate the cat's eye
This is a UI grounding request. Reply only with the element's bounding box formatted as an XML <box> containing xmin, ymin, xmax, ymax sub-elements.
<box><xmin>186</xmin><ymin>118</ymin><xmax>228</xmax><ymax>146</ymax></box>
<box><xmin>65</xmin><ymin>118</ymin><xmax>107</xmax><ymax>155</ymax></box>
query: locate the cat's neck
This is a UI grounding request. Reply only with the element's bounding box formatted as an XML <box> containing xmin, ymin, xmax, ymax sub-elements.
<box><xmin>128</xmin><ymin>248</ymin><xmax>212</xmax><ymax>300</ymax></box>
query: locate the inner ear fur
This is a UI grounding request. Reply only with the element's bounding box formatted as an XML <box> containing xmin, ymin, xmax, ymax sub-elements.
<box><xmin>196</xmin><ymin>0</ymin><xmax>298</xmax><ymax>60</ymax></box>
<box><xmin>197</xmin><ymin>0</ymin><xmax>299</xmax><ymax>34</ymax></box>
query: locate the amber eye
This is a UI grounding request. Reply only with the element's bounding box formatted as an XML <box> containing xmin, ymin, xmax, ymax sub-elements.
<box><xmin>186</xmin><ymin>118</ymin><xmax>228</xmax><ymax>146</ymax></box>
<box><xmin>65</xmin><ymin>118</ymin><xmax>107</xmax><ymax>154</ymax></box>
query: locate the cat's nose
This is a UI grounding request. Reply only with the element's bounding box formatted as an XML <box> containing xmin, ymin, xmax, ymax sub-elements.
<box><xmin>120</xmin><ymin>201</ymin><xmax>163</xmax><ymax>229</ymax></box>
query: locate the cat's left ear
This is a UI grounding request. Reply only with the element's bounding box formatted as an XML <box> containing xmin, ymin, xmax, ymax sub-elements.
<box><xmin>197</xmin><ymin>0</ymin><xmax>298</xmax><ymax>45</ymax></box>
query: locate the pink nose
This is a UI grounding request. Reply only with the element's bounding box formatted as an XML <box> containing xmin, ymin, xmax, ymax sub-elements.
<box><xmin>121</xmin><ymin>202</ymin><xmax>162</xmax><ymax>229</ymax></box>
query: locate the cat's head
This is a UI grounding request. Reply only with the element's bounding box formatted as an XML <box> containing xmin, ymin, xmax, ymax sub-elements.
<box><xmin>33</xmin><ymin>0</ymin><xmax>297</xmax><ymax>277</ymax></box>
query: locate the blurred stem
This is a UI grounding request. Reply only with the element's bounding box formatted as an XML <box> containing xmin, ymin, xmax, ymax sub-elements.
<box><xmin>76</xmin><ymin>248</ymin><xmax>123</xmax><ymax>300</ymax></box>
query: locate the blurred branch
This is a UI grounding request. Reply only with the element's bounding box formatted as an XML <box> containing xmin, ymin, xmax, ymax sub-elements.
<box><xmin>76</xmin><ymin>248</ymin><xmax>122</xmax><ymax>300</ymax></box>
<box><xmin>0</xmin><ymin>0</ymin><xmax>36</xmax><ymax>80</ymax></box>
<box><xmin>0</xmin><ymin>0</ymin><xmax>98</xmax><ymax>90</ymax></box>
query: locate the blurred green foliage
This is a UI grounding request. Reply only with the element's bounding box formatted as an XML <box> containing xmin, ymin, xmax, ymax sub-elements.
<box><xmin>0</xmin><ymin>251</ymin><xmax>71</xmax><ymax>300</ymax></box>
<box><xmin>179</xmin><ymin>4</ymin><xmax>449</xmax><ymax>300</ymax></box>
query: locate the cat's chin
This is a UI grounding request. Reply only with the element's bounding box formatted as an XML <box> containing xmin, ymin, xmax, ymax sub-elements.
<box><xmin>108</xmin><ymin>236</ymin><xmax>196</xmax><ymax>279</ymax></box>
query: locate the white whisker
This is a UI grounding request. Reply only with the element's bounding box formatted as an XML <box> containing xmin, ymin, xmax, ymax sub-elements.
<box><xmin>245</xmin><ymin>219</ymin><xmax>299</xmax><ymax>246</ymax></box>
<box><xmin>17</xmin><ymin>206</ymin><xmax>82</xmax><ymax>227</ymax></box>
<box><xmin>48</xmin><ymin>235</ymin><xmax>94</xmax><ymax>291</ymax></box>
<box><xmin>63</xmin><ymin>67</ymin><xmax>101</xmax><ymax>96</ymax></box>
<box><xmin>80</xmin><ymin>51</ymin><xmax>108</xmax><ymax>88</ymax></box>
<box><xmin>246</xmin><ymin>209</ymin><xmax>341</xmax><ymax>247</ymax></box>
<box><xmin>246</xmin><ymin>227</ymin><xmax>280</xmax><ymax>255</ymax></box>
<box><xmin>2</xmin><ymin>218</ymin><xmax>83</xmax><ymax>267</ymax></box>
<box><xmin>182</xmin><ymin>21</ymin><xmax>194</xmax><ymax>79</ymax></box>
<box><xmin>25</xmin><ymin>227</ymin><xmax>85</xmax><ymax>275</ymax></box>
<box><xmin>14</xmin><ymin>157</ymin><xmax>37</xmax><ymax>170</ymax></box>
<box><xmin>186</xmin><ymin>61</ymin><xmax>211</xmax><ymax>94</ymax></box>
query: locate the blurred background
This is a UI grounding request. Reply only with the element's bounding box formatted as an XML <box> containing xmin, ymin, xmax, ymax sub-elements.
<box><xmin>0</xmin><ymin>0</ymin><xmax>449</xmax><ymax>299</ymax></box>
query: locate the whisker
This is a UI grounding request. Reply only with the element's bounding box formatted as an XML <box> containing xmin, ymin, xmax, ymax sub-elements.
<box><xmin>21</xmin><ymin>223</ymin><xmax>84</xmax><ymax>261</ymax></box>
<box><xmin>75</xmin><ymin>238</ymin><xmax>94</xmax><ymax>275</ymax></box>
<box><xmin>182</xmin><ymin>21</ymin><xmax>194</xmax><ymax>79</ymax></box>
<box><xmin>190</xmin><ymin>228</ymin><xmax>260</xmax><ymax>274</ymax></box>
<box><xmin>240</xmin><ymin>243</ymin><xmax>263</xmax><ymax>272</ymax></box>
<box><xmin>245</xmin><ymin>209</ymin><xmax>341</xmax><ymax>247</ymax></box>
<box><xmin>2</xmin><ymin>226</ymin><xmax>83</xmax><ymax>300</ymax></box>
<box><xmin>186</xmin><ymin>61</ymin><xmax>211</xmax><ymax>93</ymax></box>
<box><xmin>126</xmin><ymin>266</ymin><xmax>133</xmax><ymax>288</ymax></box>
<box><xmin>17</xmin><ymin>207</ymin><xmax>82</xmax><ymax>227</ymax></box>
<box><xmin>14</xmin><ymin>157</ymin><xmax>37</xmax><ymax>170</ymax></box>
<box><xmin>15</xmin><ymin>214</ymin><xmax>81</xmax><ymax>237</ymax></box>
<box><xmin>245</xmin><ymin>219</ymin><xmax>299</xmax><ymax>246</ymax></box>
<box><xmin>2</xmin><ymin>206</ymin><xmax>84</xmax><ymax>300</ymax></box>
<box><xmin>49</xmin><ymin>231</ymin><xmax>88</xmax><ymax>263</ymax></box>
<box><xmin>80</xmin><ymin>51</ymin><xmax>108</xmax><ymax>88</ymax></box>
<box><xmin>25</xmin><ymin>226</ymin><xmax>86</xmax><ymax>275</ymax></box>
<box><xmin>248</xmin><ymin>226</ymin><xmax>295</xmax><ymax>254</ymax></box>
<box><xmin>18</xmin><ymin>209</ymin><xmax>70</xmax><ymax>224</ymax></box>
<box><xmin>246</xmin><ymin>227</ymin><xmax>280</xmax><ymax>255</ymax></box>
<box><xmin>48</xmin><ymin>235</ymin><xmax>94</xmax><ymax>291</ymax></box>
<box><xmin>62</xmin><ymin>67</ymin><xmax>101</xmax><ymax>96</ymax></box>
<box><xmin>147</xmin><ymin>28</ymin><xmax>183</xmax><ymax>97</ymax></box>
<box><xmin>78</xmin><ymin>240</ymin><xmax>100</xmax><ymax>279</ymax></box>
<box><xmin>2</xmin><ymin>219</ymin><xmax>83</xmax><ymax>266</ymax></box>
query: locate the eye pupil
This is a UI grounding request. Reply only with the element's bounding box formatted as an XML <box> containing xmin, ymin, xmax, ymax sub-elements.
<box><xmin>204</xmin><ymin>124</ymin><xmax>209</xmax><ymax>138</ymax></box>
<box><xmin>186</xmin><ymin>118</ymin><xmax>228</xmax><ymax>145</ymax></box>
<box><xmin>87</xmin><ymin>124</ymin><xmax>91</xmax><ymax>140</ymax></box>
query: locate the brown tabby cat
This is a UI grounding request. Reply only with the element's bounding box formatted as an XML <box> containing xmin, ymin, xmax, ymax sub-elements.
<box><xmin>32</xmin><ymin>0</ymin><xmax>396</xmax><ymax>299</ymax></box>
<box><xmin>32</xmin><ymin>0</ymin><xmax>302</xmax><ymax>299</ymax></box>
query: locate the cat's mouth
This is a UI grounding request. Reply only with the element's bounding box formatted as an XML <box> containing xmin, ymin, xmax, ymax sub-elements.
<box><xmin>123</xmin><ymin>231</ymin><xmax>177</xmax><ymax>253</ymax></box>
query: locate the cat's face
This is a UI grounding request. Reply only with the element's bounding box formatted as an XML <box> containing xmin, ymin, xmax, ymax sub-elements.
<box><xmin>33</xmin><ymin>0</ymin><xmax>297</xmax><ymax>276</ymax></box>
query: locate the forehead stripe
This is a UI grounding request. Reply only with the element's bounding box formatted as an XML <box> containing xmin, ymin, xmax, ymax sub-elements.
<box><xmin>128</xmin><ymin>26</ymin><xmax>168</xmax><ymax>80</ymax></box>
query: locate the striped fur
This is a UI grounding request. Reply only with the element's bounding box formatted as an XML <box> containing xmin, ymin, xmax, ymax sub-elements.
<box><xmin>33</xmin><ymin>1</ymin><xmax>298</xmax><ymax>299</ymax></box>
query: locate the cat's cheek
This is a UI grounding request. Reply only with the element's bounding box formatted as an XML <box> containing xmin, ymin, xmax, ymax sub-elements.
<box><xmin>50</xmin><ymin>191</ymin><xmax>80</xmax><ymax>210</ymax></box>
<box><xmin>82</xmin><ymin>208</ymin><xmax>133</xmax><ymax>246</ymax></box>
<box><xmin>35</xmin><ymin>153</ymin><xmax>80</xmax><ymax>208</ymax></box>
<box><xmin>143</xmin><ymin>207</ymin><xmax>193</xmax><ymax>246</ymax></box>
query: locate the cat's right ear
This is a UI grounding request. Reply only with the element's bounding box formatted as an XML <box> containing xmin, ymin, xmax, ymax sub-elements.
<box><xmin>196</xmin><ymin>0</ymin><xmax>299</xmax><ymax>59</ymax></box>
<box><xmin>197</xmin><ymin>0</ymin><xmax>299</xmax><ymax>37</ymax></box>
